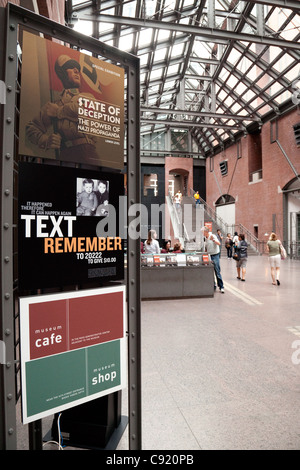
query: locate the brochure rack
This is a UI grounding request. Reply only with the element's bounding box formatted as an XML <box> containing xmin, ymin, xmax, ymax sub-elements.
<box><xmin>141</xmin><ymin>252</ymin><xmax>214</xmax><ymax>299</ymax></box>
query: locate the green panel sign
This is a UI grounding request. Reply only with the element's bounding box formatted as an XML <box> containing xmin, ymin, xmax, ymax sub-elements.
<box><xmin>87</xmin><ymin>341</ymin><xmax>121</xmax><ymax>396</ymax></box>
<box><xmin>25</xmin><ymin>340</ymin><xmax>122</xmax><ymax>420</ymax></box>
<box><xmin>26</xmin><ymin>348</ymin><xmax>86</xmax><ymax>416</ymax></box>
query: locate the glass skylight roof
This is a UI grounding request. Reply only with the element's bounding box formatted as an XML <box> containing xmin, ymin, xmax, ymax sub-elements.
<box><xmin>69</xmin><ymin>0</ymin><xmax>300</xmax><ymax>158</ymax></box>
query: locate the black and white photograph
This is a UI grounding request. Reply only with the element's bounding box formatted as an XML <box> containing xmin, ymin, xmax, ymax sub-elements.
<box><xmin>76</xmin><ymin>178</ymin><xmax>109</xmax><ymax>217</ymax></box>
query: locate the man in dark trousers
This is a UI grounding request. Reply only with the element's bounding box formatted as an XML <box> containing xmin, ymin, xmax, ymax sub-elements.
<box><xmin>201</xmin><ymin>226</ymin><xmax>225</xmax><ymax>293</ymax></box>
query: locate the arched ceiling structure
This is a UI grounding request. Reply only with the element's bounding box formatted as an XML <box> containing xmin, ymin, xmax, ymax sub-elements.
<box><xmin>65</xmin><ymin>0</ymin><xmax>300</xmax><ymax>159</ymax></box>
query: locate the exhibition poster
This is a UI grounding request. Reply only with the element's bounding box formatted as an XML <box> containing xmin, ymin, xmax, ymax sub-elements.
<box><xmin>18</xmin><ymin>162</ymin><xmax>124</xmax><ymax>290</ymax></box>
<box><xmin>19</xmin><ymin>31</ymin><xmax>124</xmax><ymax>169</ymax></box>
<box><xmin>20</xmin><ymin>286</ymin><xmax>126</xmax><ymax>424</ymax></box>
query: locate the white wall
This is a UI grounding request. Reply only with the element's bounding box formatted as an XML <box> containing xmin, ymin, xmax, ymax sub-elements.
<box><xmin>288</xmin><ymin>192</ymin><xmax>300</xmax><ymax>243</ymax></box>
<box><xmin>216</xmin><ymin>203</ymin><xmax>235</xmax><ymax>233</ymax></box>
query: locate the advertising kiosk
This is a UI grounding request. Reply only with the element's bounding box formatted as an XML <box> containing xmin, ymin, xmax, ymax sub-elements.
<box><xmin>0</xmin><ymin>3</ymin><xmax>140</xmax><ymax>450</ymax></box>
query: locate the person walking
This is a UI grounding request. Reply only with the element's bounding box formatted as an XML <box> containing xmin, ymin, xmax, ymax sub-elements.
<box><xmin>225</xmin><ymin>233</ymin><xmax>233</xmax><ymax>258</ymax></box>
<box><xmin>194</xmin><ymin>191</ymin><xmax>201</xmax><ymax>207</ymax></box>
<box><xmin>232</xmin><ymin>231</ymin><xmax>239</xmax><ymax>254</ymax></box>
<box><xmin>266</xmin><ymin>232</ymin><xmax>282</xmax><ymax>285</ymax></box>
<box><xmin>235</xmin><ymin>234</ymin><xmax>248</xmax><ymax>281</ymax></box>
<box><xmin>201</xmin><ymin>226</ymin><xmax>224</xmax><ymax>293</ymax></box>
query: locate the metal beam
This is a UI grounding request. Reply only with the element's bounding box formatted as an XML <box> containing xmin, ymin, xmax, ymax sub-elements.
<box><xmin>71</xmin><ymin>1</ymin><xmax>300</xmax><ymax>15</ymax></box>
<box><xmin>141</xmin><ymin>106</ymin><xmax>260</xmax><ymax>122</ymax></box>
<box><xmin>141</xmin><ymin>118</ymin><xmax>242</xmax><ymax>130</ymax></box>
<box><xmin>0</xmin><ymin>5</ymin><xmax>17</xmax><ymax>450</ymax></box>
<box><xmin>276</xmin><ymin>139</ymin><xmax>300</xmax><ymax>185</ymax></box>
<box><xmin>126</xmin><ymin>53</ymin><xmax>142</xmax><ymax>452</ymax></box>
<box><xmin>140</xmin><ymin>149</ymin><xmax>206</xmax><ymax>158</ymax></box>
<box><xmin>77</xmin><ymin>13</ymin><xmax>300</xmax><ymax>50</ymax></box>
<box><xmin>141</xmin><ymin>55</ymin><xmax>220</xmax><ymax>74</ymax></box>
<box><xmin>245</xmin><ymin>0</ymin><xmax>300</xmax><ymax>11</ymax></box>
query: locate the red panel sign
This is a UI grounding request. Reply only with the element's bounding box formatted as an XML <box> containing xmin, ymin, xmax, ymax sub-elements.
<box><xmin>28</xmin><ymin>290</ymin><xmax>125</xmax><ymax>360</ymax></box>
<box><xmin>68</xmin><ymin>292</ymin><xmax>124</xmax><ymax>350</ymax></box>
<box><xmin>29</xmin><ymin>300</ymin><xmax>67</xmax><ymax>359</ymax></box>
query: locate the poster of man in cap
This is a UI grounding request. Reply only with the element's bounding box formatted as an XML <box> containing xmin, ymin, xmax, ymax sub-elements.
<box><xmin>19</xmin><ymin>31</ymin><xmax>124</xmax><ymax>170</ymax></box>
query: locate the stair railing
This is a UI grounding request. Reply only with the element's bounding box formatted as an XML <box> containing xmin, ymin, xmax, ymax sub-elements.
<box><xmin>167</xmin><ymin>192</ymin><xmax>186</xmax><ymax>245</ymax></box>
<box><xmin>290</xmin><ymin>241</ymin><xmax>300</xmax><ymax>259</ymax></box>
<box><xmin>190</xmin><ymin>189</ymin><xmax>263</xmax><ymax>254</ymax></box>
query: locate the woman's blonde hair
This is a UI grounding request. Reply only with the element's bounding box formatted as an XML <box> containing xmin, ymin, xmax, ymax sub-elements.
<box><xmin>269</xmin><ymin>232</ymin><xmax>277</xmax><ymax>241</ymax></box>
<box><xmin>173</xmin><ymin>242</ymin><xmax>181</xmax><ymax>251</ymax></box>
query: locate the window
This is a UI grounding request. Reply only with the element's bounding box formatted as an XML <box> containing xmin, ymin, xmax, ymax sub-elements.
<box><xmin>271</xmin><ymin>119</ymin><xmax>278</xmax><ymax>143</ymax></box>
<box><xmin>143</xmin><ymin>174</ymin><xmax>158</xmax><ymax>196</ymax></box>
<box><xmin>171</xmin><ymin>130</ymin><xmax>188</xmax><ymax>152</ymax></box>
<box><xmin>219</xmin><ymin>160</ymin><xmax>228</xmax><ymax>176</ymax></box>
<box><xmin>237</xmin><ymin>140</ymin><xmax>242</xmax><ymax>159</ymax></box>
<box><xmin>293</xmin><ymin>123</ymin><xmax>300</xmax><ymax>147</ymax></box>
<box><xmin>168</xmin><ymin>179</ymin><xmax>175</xmax><ymax>197</ymax></box>
<box><xmin>248</xmin><ymin>133</ymin><xmax>262</xmax><ymax>183</ymax></box>
<box><xmin>141</xmin><ymin>132</ymin><xmax>165</xmax><ymax>152</ymax></box>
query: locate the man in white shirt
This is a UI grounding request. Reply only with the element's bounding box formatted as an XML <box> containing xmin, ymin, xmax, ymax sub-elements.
<box><xmin>201</xmin><ymin>226</ymin><xmax>225</xmax><ymax>293</ymax></box>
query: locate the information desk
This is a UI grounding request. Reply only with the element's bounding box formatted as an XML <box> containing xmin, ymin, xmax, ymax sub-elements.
<box><xmin>141</xmin><ymin>253</ymin><xmax>214</xmax><ymax>299</ymax></box>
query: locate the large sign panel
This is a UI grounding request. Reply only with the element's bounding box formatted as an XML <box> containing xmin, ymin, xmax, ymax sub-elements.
<box><xmin>18</xmin><ymin>162</ymin><xmax>124</xmax><ymax>290</ymax></box>
<box><xmin>19</xmin><ymin>31</ymin><xmax>124</xmax><ymax>169</ymax></box>
<box><xmin>20</xmin><ymin>286</ymin><xmax>126</xmax><ymax>424</ymax></box>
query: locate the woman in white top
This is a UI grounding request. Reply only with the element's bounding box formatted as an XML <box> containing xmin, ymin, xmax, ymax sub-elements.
<box><xmin>266</xmin><ymin>232</ymin><xmax>282</xmax><ymax>285</ymax></box>
<box><xmin>144</xmin><ymin>229</ymin><xmax>160</xmax><ymax>254</ymax></box>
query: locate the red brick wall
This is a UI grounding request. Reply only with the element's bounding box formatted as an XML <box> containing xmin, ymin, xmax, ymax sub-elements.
<box><xmin>0</xmin><ymin>1</ymin><xmax>64</xmax><ymax>24</ymax></box>
<box><xmin>205</xmin><ymin>109</ymin><xmax>300</xmax><ymax>240</ymax></box>
<box><xmin>37</xmin><ymin>0</ymin><xmax>64</xmax><ymax>24</ymax></box>
<box><xmin>165</xmin><ymin>156</ymin><xmax>193</xmax><ymax>196</ymax></box>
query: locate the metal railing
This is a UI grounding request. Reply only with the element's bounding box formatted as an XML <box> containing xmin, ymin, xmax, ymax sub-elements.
<box><xmin>231</xmin><ymin>223</ymin><xmax>264</xmax><ymax>254</ymax></box>
<box><xmin>190</xmin><ymin>189</ymin><xmax>263</xmax><ymax>254</ymax></box>
<box><xmin>290</xmin><ymin>242</ymin><xmax>300</xmax><ymax>260</ymax></box>
<box><xmin>167</xmin><ymin>193</ymin><xmax>186</xmax><ymax>245</ymax></box>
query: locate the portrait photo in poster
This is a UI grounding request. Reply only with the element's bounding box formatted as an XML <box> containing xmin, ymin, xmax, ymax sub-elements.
<box><xmin>19</xmin><ymin>31</ymin><xmax>124</xmax><ymax>169</ymax></box>
<box><xmin>18</xmin><ymin>162</ymin><xmax>124</xmax><ymax>291</ymax></box>
<box><xmin>76</xmin><ymin>178</ymin><xmax>109</xmax><ymax>217</ymax></box>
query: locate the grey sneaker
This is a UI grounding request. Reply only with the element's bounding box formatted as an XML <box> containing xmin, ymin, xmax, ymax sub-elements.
<box><xmin>220</xmin><ymin>288</ymin><xmax>225</xmax><ymax>293</ymax></box>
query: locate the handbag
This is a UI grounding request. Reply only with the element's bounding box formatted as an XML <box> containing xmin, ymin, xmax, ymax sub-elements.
<box><xmin>233</xmin><ymin>253</ymin><xmax>240</xmax><ymax>261</ymax></box>
<box><xmin>280</xmin><ymin>244</ymin><xmax>287</xmax><ymax>260</ymax></box>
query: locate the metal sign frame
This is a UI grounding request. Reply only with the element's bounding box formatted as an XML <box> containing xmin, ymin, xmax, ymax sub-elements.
<box><xmin>0</xmin><ymin>3</ymin><xmax>141</xmax><ymax>450</ymax></box>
